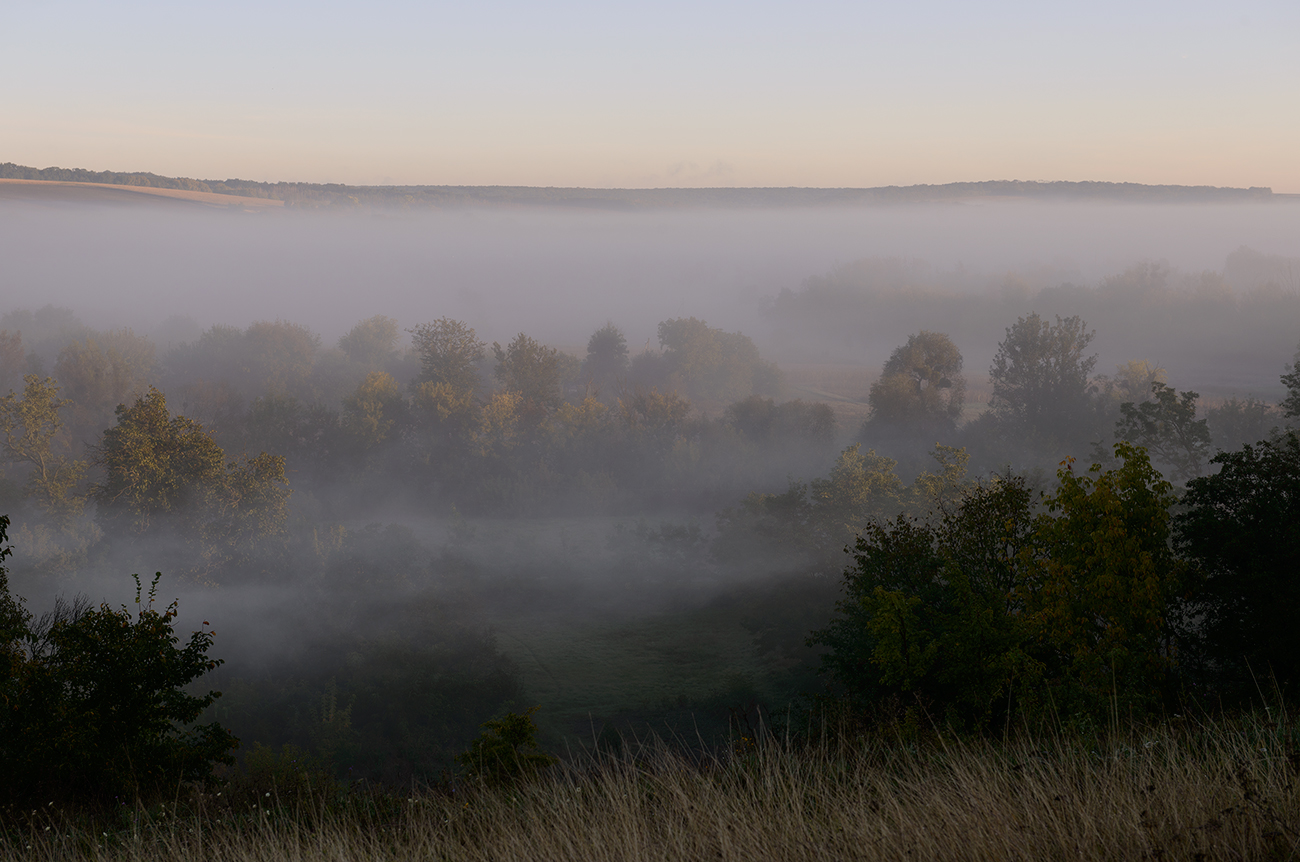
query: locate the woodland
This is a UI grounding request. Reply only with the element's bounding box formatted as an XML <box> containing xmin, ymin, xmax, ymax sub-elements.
<box><xmin>2</xmin><ymin>268</ymin><xmax>1300</xmax><ymax>858</ymax></box>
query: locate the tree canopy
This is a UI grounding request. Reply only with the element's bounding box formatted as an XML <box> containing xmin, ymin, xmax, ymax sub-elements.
<box><xmin>866</xmin><ymin>330</ymin><xmax>966</xmax><ymax>431</ymax></box>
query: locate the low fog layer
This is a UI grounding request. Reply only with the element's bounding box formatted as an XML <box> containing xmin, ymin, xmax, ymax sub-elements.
<box><xmin>2</xmin><ymin>190</ymin><xmax>1300</xmax><ymax>779</ymax></box>
<box><xmin>2</xmin><ymin>196</ymin><xmax>1298</xmax><ymax>356</ymax></box>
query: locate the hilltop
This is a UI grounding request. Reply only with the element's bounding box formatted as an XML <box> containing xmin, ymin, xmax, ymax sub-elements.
<box><xmin>0</xmin><ymin>161</ymin><xmax>1283</xmax><ymax>211</ymax></box>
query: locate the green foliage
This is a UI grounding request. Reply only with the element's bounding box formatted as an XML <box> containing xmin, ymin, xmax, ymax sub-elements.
<box><xmin>53</xmin><ymin>328</ymin><xmax>157</xmax><ymax>445</ymax></box>
<box><xmin>583</xmin><ymin>322</ymin><xmax>629</xmax><ymax>392</ymax></box>
<box><xmin>409</xmin><ymin>318</ymin><xmax>485</xmax><ymax>396</ymax></box>
<box><xmin>1206</xmin><ymin>395</ymin><xmax>1278</xmax><ymax>453</ymax></box>
<box><xmin>988</xmin><ymin>313</ymin><xmax>1098</xmax><ymax>452</ymax></box>
<box><xmin>1175</xmin><ymin>431</ymin><xmax>1300</xmax><ymax>696</ymax></box>
<box><xmin>808</xmin><ymin>444</ymin><xmax>906</xmax><ymax>556</ymax></box>
<box><xmin>457</xmin><ymin>706</ymin><xmax>557</xmax><ymax>786</ymax></box>
<box><xmin>242</xmin><ymin>320</ymin><xmax>321</xmax><ymax>394</ymax></box>
<box><xmin>1282</xmin><ymin>342</ymin><xmax>1300</xmax><ymax>418</ymax></box>
<box><xmin>0</xmin><ymin>375</ymin><xmax>87</xmax><ymax>520</ymax></box>
<box><xmin>1112</xmin><ymin>382</ymin><xmax>1211</xmax><ymax>481</ymax></box>
<box><xmin>1029</xmin><ymin>444</ymin><xmax>1185</xmax><ymax>718</ymax></box>
<box><xmin>90</xmin><ymin>388</ymin><xmax>289</xmax><ymax>577</ymax></box>
<box><xmin>342</xmin><ymin>371</ymin><xmax>408</xmax><ymax>453</ymax></box>
<box><xmin>724</xmin><ymin>396</ymin><xmax>835</xmax><ymax>447</ymax></box>
<box><xmin>0</xmin><ymin>546</ymin><xmax>236</xmax><ymax>807</ymax></box>
<box><xmin>866</xmin><ymin>330</ymin><xmax>966</xmax><ymax>430</ymax></box>
<box><xmin>338</xmin><ymin>315</ymin><xmax>400</xmax><ymax>367</ymax></box>
<box><xmin>655</xmin><ymin>317</ymin><xmax>781</xmax><ymax>404</ymax></box>
<box><xmin>493</xmin><ymin>333</ymin><xmax>563</xmax><ymax>411</ymax></box>
<box><xmin>91</xmin><ymin>387</ymin><xmax>225</xmax><ymax>534</ymax></box>
<box><xmin>811</xmin><ymin>445</ymin><xmax>1187</xmax><ymax>728</ymax></box>
<box><xmin>810</xmin><ymin>477</ymin><xmax>1038</xmax><ymax>726</ymax></box>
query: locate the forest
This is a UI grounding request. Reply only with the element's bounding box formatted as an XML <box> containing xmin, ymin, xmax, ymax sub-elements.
<box><xmin>2</xmin><ymin>243</ymin><xmax>1300</xmax><ymax>858</ymax></box>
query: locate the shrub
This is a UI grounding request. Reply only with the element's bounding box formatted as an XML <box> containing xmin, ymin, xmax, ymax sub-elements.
<box><xmin>0</xmin><ymin>517</ymin><xmax>236</xmax><ymax>807</ymax></box>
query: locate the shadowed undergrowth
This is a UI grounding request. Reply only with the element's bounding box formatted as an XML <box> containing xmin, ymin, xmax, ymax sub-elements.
<box><xmin>5</xmin><ymin>712</ymin><xmax>1300</xmax><ymax>861</ymax></box>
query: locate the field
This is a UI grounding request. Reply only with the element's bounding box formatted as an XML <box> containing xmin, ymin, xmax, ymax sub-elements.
<box><xmin>6</xmin><ymin>714</ymin><xmax>1299</xmax><ymax>861</ymax></box>
<box><xmin>0</xmin><ymin>179</ymin><xmax>284</xmax><ymax>211</ymax></box>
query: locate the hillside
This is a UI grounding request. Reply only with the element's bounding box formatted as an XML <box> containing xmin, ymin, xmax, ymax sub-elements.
<box><xmin>0</xmin><ymin>161</ymin><xmax>1283</xmax><ymax>211</ymax></box>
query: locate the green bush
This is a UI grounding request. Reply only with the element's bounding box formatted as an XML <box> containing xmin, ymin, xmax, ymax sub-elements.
<box><xmin>0</xmin><ymin>515</ymin><xmax>237</xmax><ymax>807</ymax></box>
<box><xmin>457</xmin><ymin>707</ymin><xmax>557</xmax><ymax>786</ymax></box>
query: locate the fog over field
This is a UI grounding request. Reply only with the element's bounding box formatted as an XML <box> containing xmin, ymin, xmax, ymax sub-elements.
<box><xmin>3</xmin><ymin>186</ymin><xmax>1300</xmax><ymax>782</ymax></box>
<box><xmin>3</xmin><ymin>194</ymin><xmax>1298</xmax><ymax>369</ymax></box>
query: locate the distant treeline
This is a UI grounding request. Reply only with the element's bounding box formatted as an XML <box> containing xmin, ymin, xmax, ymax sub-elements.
<box><xmin>0</xmin><ymin>162</ymin><xmax>1281</xmax><ymax>210</ymax></box>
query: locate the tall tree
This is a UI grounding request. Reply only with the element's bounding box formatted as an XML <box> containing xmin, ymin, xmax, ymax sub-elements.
<box><xmin>1112</xmin><ymin>382</ymin><xmax>1211</xmax><ymax>482</ymax></box>
<box><xmin>54</xmin><ymin>328</ymin><xmax>157</xmax><ymax>445</ymax></box>
<box><xmin>1176</xmin><ymin>432</ymin><xmax>1300</xmax><ymax>696</ymax></box>
<box><xmin>338</xmin><ymin>315</ymin><xmax>400</xmax><ymax>367</ymax></box>
<box><xmin>493</xmin><ymin>333</ymin><xmax>563</xmax><ymax>411</ymax></box>
<box><xmin>656</xmin><ymin>317</ymin><xmax>781</xmax><ymax>404</ymax></box>
<box><xmin>0</xmin><ymin>329</ymin><xmax>22</xmax><ymax>394</ymax></box>
<box><xmin>988</xmin><ymin>313</ymin><xmax>1098</xmax><ymax>454</ymax></box>
<box><xmin>91</xmin><ymin>387</ymin><xmax>226</xmax><ymax>535</ymax></box>
<box><xmin>1282</xmin><ymin>341</ymin><xmax>1300</xmax><ymax>419</ymax></box>
<box><xmin>0</xmin><ymin>376</ymin><xmax>86</xmax><ymax>519</ymax></box>
<box><xmin>409</xmin><ymin>318</ymin><xmax>485</xmax><ymax>395</ymax></box>
<box><xmin>582</xmin><ymin>322</ymin><xmax>629</xmax><ymax>392</ymax></box>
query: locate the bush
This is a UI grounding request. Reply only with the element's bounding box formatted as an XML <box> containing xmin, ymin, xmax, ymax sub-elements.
<box><xmin>457</xmin><ymin>707</ymin><xmax>557</xmax><ymax>786</ymax></box>
<box><xmin>0</xmin><ymin>516</ymin><xmax>236</xmax><ymax>807</ymax></box>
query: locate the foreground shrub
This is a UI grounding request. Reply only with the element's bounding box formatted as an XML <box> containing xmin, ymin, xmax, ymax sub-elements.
<box><xmin>0</xmin><ymin>515</ymin><xmax>236</xmax><ymax>808</ymax></box>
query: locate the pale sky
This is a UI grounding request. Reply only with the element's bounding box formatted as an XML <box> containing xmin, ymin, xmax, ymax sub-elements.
<box><xmin>4</xmin><ymin>0</ymin><xmax>1298</xmax><ymax>190</ymax></box>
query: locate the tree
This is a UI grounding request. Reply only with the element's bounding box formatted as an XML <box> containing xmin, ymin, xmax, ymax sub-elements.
<box><xmin>338</xmin><ymin>315</ymin><xmax>400</xmax><ymax>367</ymax></box>
<box><xmin>0</xmin><ymin>552</ymin><xmax>237</xmax><ymax>807</ymax></box>
<box><xmin>866</xmin><ymin>331</ymin><xmax>965</xmax><ymax>431</ymax></box>
<box><xmin>456</xmin><ymin>706</ymin><xmax>556</xmax><ymax>786</ymax></box>
<box><xmin>1098</xmin><ymin>360</ymin><xmax>1166</xmax><ymax>407</ymax></box>
<box><xmin>409</xmin><ymin>318</ymin><xmax>485</xmax><ymax>395</ymax></box>
<box><xmin>54</xmin><ymin>328</ymin><xmax>157</xmax><ymax>445</ymax></box>
<box><xmin>342</xmin><ymin>371</ymin><xmax>408</xmax><ymax>453</ymax></box>
<box><xmin>810</xmin><ymin>445</ymin><xmax>1186</xmax><ymax>726</ymax></box>
<box><xmin>242</xmin><ymin>320</ymin><xmax>320</xmax><ymax>396</ymax></box>
<box><xmin>988</xmin><ymin>313</ymin><xmax>1098</xmax><ymax>452</ymax></box>
<box><xmin>91</xmin><ymin>388</ymin><xmax>225</xmax><ymax>535</ymax></box>
<box><xmin>1176</xmin><ymin>432</ymin><xmax>1300</xmax><ymax>696</ymax></box>
<box><xmin>90</xmin><ymin>389</ymin><xmax>289</xmax><ymax>575</ymax></box>
<box><xmin>809</xmin><ymin>476</ymin><xmax>1038</xmax><ymax>725</ymax></box>
<box><xmin>1282</xmin><ymin>341</ymin><xmax>1300</xmax><ymax>418</ymax></box>
<box><xmin>0</xmin><ymin>329</ymin><xmax>22</xmax><ymax>394</ymax></box>
<box><xmin>655</xmin><ymin>317</ymin><xmax>781</xmax><ymax>404</ymax></box>
<box><xmin>808</xmin><ymin>444</ymin><xmax>905</xmax><ymax>558</ymax></box>
<box><xmin>0</xmin><ymin>375</ymin><xmax>86</xmax><ymax>519</ymax></box>
<box><xmin>1112</xmin><ymin>382</ymin><xmax>1211</xmax><ymax>482</ymax></box>
<box><xmin>582</xmin><ymin>322</ymin><xmax>629</xmax><ymax>392</ymax></box>
<box><xmin>725</xmin><ymin>396</ymin><xmax>836</xmax><ymax>446</ymax></box>
<box><xmin>1206</xmin><ymin>395</ymin><xmax>1277</xmax><ymax>453</ymax></box>
<box><xmin>1029</xmin><ymin>444</ymin><xmax>1185</xmax><ymax>718</ymax></box>
<box><xmin>493</xmin><ymin>333</ymin><xmax>563</xmax><ymax>410</ymax></box>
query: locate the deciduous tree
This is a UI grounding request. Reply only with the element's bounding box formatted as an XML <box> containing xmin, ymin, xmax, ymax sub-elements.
<box><xmin>866</xmin><ymin>331</ymin><xmax>965</xmax><ymax>431</ymax></box>
<box><xmin>0</xmin><ymin>375</ymin><xmax>86</xmax><ymax>519</ymax></box>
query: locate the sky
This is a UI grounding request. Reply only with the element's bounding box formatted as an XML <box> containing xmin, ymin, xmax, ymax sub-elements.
<box><xmin>4</xmin><ymin>0</ymin><xmax>1299</xmax><ymax>190</ymax></box>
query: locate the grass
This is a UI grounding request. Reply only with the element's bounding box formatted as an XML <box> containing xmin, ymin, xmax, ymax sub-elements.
<box><xmin>6</xmin><ymin>712</ymin><xmax>1300</xmax><ymax>861</ymax></box>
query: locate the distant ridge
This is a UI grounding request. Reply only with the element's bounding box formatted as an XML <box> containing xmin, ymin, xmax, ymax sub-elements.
<box><xmin>0</xmin><ymin>162</ymin><xmax>1280</xmax><ymax>211</ymax></box>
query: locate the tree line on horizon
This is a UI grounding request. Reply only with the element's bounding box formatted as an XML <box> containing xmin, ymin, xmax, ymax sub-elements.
<box><xmin>1</xmin><ymin>161</ymin><xmax>1280</xmax><ymax>210</ymax></box>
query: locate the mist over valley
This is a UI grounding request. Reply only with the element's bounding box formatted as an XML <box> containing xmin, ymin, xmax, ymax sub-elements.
<box><xmin>3</xmin><ymin>176</ymin><xmax>1300</xmax><ymax>790</ymax></box>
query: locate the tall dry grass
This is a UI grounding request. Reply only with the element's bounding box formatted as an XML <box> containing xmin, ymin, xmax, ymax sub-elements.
<box><xmin>6</xmin><ymin>714</ymin><xmax>1299</xmax><ymax>861</ymax></box>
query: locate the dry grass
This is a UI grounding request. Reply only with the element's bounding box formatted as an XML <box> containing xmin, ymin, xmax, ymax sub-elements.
<box><xmin>6</xmin><ymin>715</ymin><xmax>1300</xmax><ymax>861</ymax></box>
